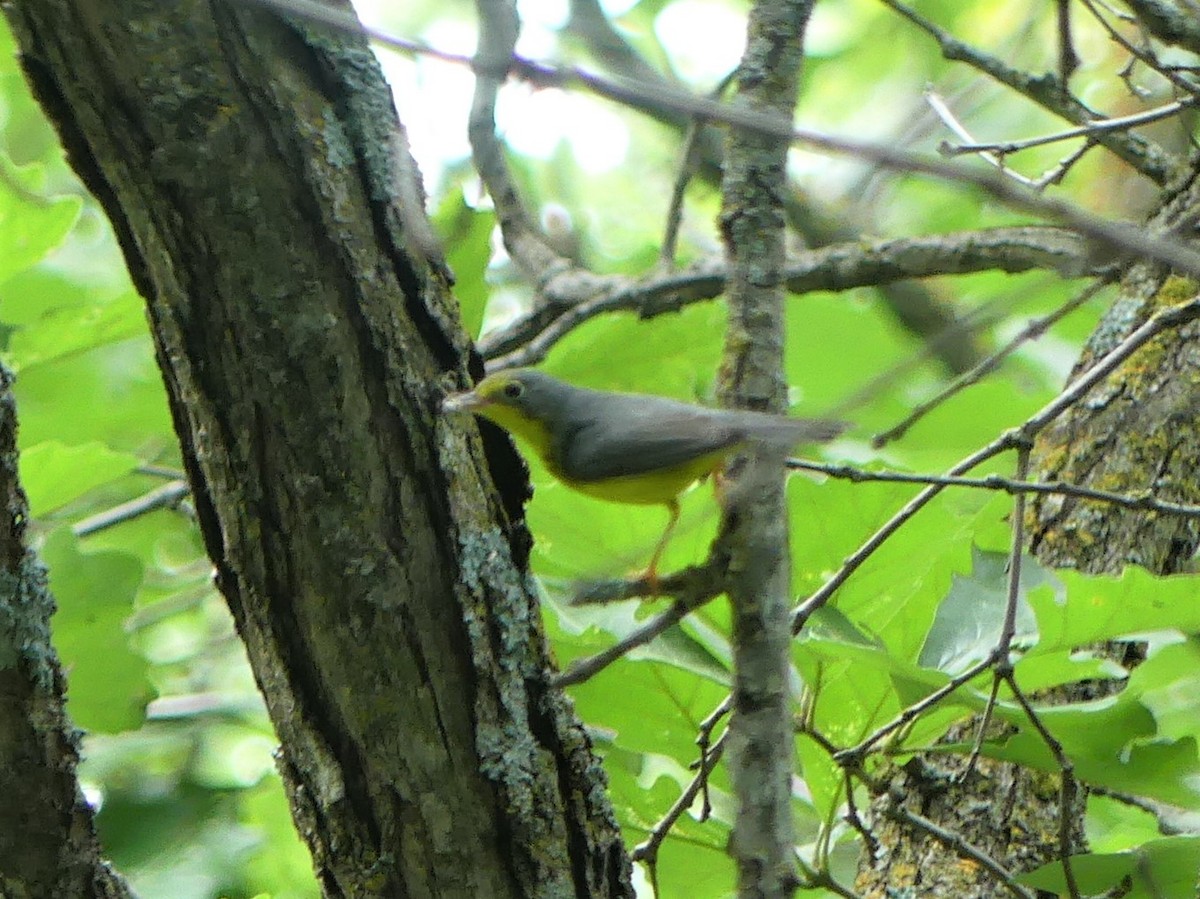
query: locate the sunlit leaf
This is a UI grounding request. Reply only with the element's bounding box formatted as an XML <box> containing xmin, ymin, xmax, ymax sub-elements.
<box><xmin>44</xmin><ymin>528</ymin><xmax>151</xmax><ymax>733</ymax></box>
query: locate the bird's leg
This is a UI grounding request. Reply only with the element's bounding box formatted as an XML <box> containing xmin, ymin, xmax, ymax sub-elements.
<box><xmin>642</xmin><ymin>498</ymin><xmax>680</xmax><ymax>595</ymax></box>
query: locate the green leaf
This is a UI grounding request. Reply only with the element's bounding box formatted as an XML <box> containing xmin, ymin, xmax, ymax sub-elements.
<box><xmin>918</xmin><ymin>547</ymin><xmax>1045</xmax><ymax>673</ymax></box>
<box><xmin>1031</xmin><ymin>566</ymin><xmax>1200</xmax><ymax>653</ymax></box>
<box><xmin>981</xmin><ymin>701</ymin><xmax>1200</xmax><ymax>806</ymax></box>
<box><xmin>0</xmin><ymin>156</ymin><xmax>82</xmax><ymax>285</ymax></box>
<box><xmin>1019</xmin><ymin>836</ymin><xmax>1200</xmax><ymax>899</ymax></box>
<box><xmin>7</xmin><ymin>288</ymin><xmax>146</xmax><ymax>372</ymax></box>
<box><xmin>435</xmin><ymin>192</ymin><xmax>494</xmax><ymax>340</ymax></box>
<box><xmin>21</xmin><ymin>440</ymin><xmax>140</xmax><ymax>516</ymax></box>
<box><xmin>44</xmin><ymin>527</ymin><xmax>151</xmax><ymax>732</ymax></box>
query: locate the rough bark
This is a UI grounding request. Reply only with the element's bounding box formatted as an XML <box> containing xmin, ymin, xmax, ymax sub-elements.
<box><xmin>0</xmin><ymin>364</ymin><xmax>135</xmax><ymax>899</ymax></box>
<box><xmin>1029</xmin><ymin>169</ymin><xmax>1200</xmax><ymax>573</ymax></box>
<box><xmin>718</xmin><ymin>1</ymin><xmax>813</xmax><ymax>895</ymax></box>
<box><xmin>3</xmin><ymin>2</ymin><xmax>633</xmax><ymax>897</ymax></box>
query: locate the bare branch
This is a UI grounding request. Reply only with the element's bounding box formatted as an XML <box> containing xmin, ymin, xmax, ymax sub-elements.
<box><xmin>482</xmin><ymin>227</ymin><xmax>1093</xmax><ymax>368</ymax></box>
<box><xmin>788</xmin><ymin>459</ymin><xmax>1200</xmax><ymax>519</ymax></box>
<box><xmin>878</xmin><ymin>0</ymin><xmax>1176</xmax><ymax>183</ymax></box>
<box><xmin>1123</xmin><ymin>0</ymin><xmax>1200</xmax><ymax>56</ymax></box>
<box><xmin>244</xmin><ymin>0</ymin><xmax>1200</xmax><ymax>280</ymax></box>
<box><xmin>73</xmin><ymin>480</ymin><xmax>191</xmax><ymax>537</ymax></box>
<box><xmin>469</xmin><ymin>0</ymin><xmax>570</xmax><ymax>281</ymax></box>
<box><xmin>885</xmin><ymin>805</ymin><xmax>1039</xmax><ymax>899</ymax></box>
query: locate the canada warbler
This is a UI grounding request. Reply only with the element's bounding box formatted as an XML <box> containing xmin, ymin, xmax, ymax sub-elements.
<box><xmin>442</xmin><ymin>369</ymin><xmax>845</xmax><ymax>582</ymax></box>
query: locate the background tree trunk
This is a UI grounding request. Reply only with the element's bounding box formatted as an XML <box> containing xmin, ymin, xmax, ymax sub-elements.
<box><xmin>0</xmin><ymin>362</ymin><xmax>134</xmax><ymax>899</ymax></box>
<box><xmin>4</xmin><ymin>2</ymin><xmax>632</xmax><ymax>896</ymax></box>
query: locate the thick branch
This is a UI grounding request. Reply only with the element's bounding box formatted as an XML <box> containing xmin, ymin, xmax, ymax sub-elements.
<box><xmin>718</xmin><ymin>1</ymin><xmax>813</xmax><ymax>895</ymax></box>
<box><xmin>482</xmin><ymin>226</ymin><xmax>1092</xmax><ymax>368</ymax></box>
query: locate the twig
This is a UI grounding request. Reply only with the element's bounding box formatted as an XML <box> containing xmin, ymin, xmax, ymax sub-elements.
<box><xmin>835</xmin><ymin>655</ymin><xmax>995</xmax><ymax>764</ymax></box>
<box><xmin>630</xmin><ymin>730</ymin><xmax>728</xmax><ymax>883</ymax></box>
<box><xmin>659</xmin><ymin>73</ymin><xmax>734</xmax><ymax>268</ymax></box>
<box><xmin>840</xmin><ymin>768</ymin><xmax>880</xmax><ymax>860</ymax></box>
<box><xmin>792</xmin><ymin>295</ymin><xmax>1200</xmax><ymax>634</ymax></box>
<box><xmin>243</xmin><ymin>0</ymin><xmax>1200</xmax><ymax>278</ymax></box>
<box><xmin>962</xmin><ymin>444</ymin><xmax>1032</xmax><ymax>779</ymax></box>
<box><xmin>886</xmin><ymin>805</ymin><xmax>1038</xmax><ymax>899</ymax></box>
<box><xmin>928</xmin><ymin>89</ymin><xmax>1104</xmax><ymax>191</ymax></box>
<box><xmin>941</xmin><ymin>98</ymin><xmax>1196</xmax><ymax>157</ymax></box>
<box><xmin>795</xmin><ymin>857</ymin><xmax>866</xmax><ymax>899</ymax></box>
<box><xmin>1003</xmin><ymin>673</ymin><xmax>1083</xmax><ymax>899</ymax></box>
<box><xmin>551</xmin><ymin>587</ymin><xmax>719</xmax><ymax>687</ymax></box>
<box><xmin>876</xmin><ymin>0</ymin><xmax>1173</xmax><ymax>182</ymax></box>
<box><xmin>873</xmin><ymin>279</ymin><xmax>1109</xmax><ymax>446</ymax></box>
<box><xmin>788</xmin><ymin>459</ymin><xmax>1200</xmax><ymax>519</ymax></box>
<box><xmin>660</xmin><ymin>115</ymin><xmax>706</xmax><ymax>269</ymax></box>
<box><xmin>694</xmin><ymin>696</ymin><xmax>732</xmax><ymax>821</ymax></box>
<box><xmin>73</xmin><ymin>480</ymin><xmax>190</xmax><ymax>537</ymax></box>
<box><xmin>550</xmin><ymin>561</ymin><xmax>723</xmax><ymax>686</ymax></box>
<box><xmin>926</xmin><ymin>89</ymin><xmax>1045</xmax><ymax>190</ymax></box>
<box><xmin>1057</xmin><ymin>0</ymin><xmax>1079</xmax><ymax>85</ymax></box>
<box><xmin>1080</xmin><ymin>0</ymin><xmax>1200</xmax><ymax>96</ymax></box>
<box><xmin>568</xmin><ymin>0</ymin><xmax>986</xmax><ymax>374</ymax></box>
<box><xmin>469</xmin><ymin>0</ymin><xmax>569</xmax><ymax>281</ymax></box>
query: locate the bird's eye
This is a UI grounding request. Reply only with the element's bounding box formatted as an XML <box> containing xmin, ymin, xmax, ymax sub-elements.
<box><xmin>502</xmin><ymin>381</ymin><xmax>524</xmax><ymax>399</ymax></box>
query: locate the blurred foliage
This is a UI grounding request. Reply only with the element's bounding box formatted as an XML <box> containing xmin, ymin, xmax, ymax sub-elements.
<box><xmin>3</xmin><ymin>0</ymin><xmax>1199</xmax><ymax>897</ymax></box>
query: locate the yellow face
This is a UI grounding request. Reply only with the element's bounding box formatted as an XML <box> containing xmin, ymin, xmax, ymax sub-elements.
<box><xmin>442</xmin><ymin>372</ymin><xmax>559</xmax><ymax>471</ymax></box>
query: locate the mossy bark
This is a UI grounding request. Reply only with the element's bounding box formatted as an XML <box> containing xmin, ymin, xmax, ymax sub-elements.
<box><xmin>0</xmin><ymin>364</ymin><xmax>135</xmax><ymax>899</ymax></box>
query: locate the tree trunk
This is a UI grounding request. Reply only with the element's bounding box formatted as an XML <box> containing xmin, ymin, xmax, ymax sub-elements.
<box><xmin>4</xmin><ymin>2</ymin><xmax>633</xmax><ymax>896</ymax></box>
<box><xmin>0</xmin><ymin>363</ymin><xmax>135</xmax><ymax>899</ymax></box>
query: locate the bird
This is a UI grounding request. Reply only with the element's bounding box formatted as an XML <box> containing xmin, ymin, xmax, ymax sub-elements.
<box><xmin>442</xmin><ymin>368</ymin><xmax>845</xmax><ymax>588</ymax></box>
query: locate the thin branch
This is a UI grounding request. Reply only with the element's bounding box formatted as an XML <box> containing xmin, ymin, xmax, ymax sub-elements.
<box><xmin>788</xmin><ymin>458</ymin><xmax>1200</xmax><ymax>519</ymax></box>
<box><xmin>660</xmin><ymin>114</ymin><xmax>706</xmax><ymax>269</ymax></box>
<box><xmin>630</xmin><ymin>731</ymin><xmax>729</xmax><ymax>881</ymax></box>
<box><xmin>469</xmin><ymin>0</ymin><xmax>570</xmax><ymax>281</ymax></box>
<box><xmin>1003</xmin><ymin>673</ymin><xmax>1083</xmax><ymax>899</ymax></box>
<box><xmin>1081</xmin><ymin>0</ymin><xmax>1200</xmax><ymax>95</ymax></box>
<box><xmin>886</xmin><ymin>805</ymin><xmax>1039</xmax><ymax>899</ymax></box>
<box><xmin>1123</xmin><ymin>0</ymin><xmax>1200</xmax><ymax>56</ymax></box>
<box><xmin>962</xmin><ymin>444</ymin><xmax>1032</xmax><ymax>779</ymax></box>
<box><xmin>1057</xmin><ymin>0</ymin><xmax>1080</xmax><ymax>85</ymax></box>
<box><xmin>795</xmin><ymin>858</ymin><xmax>866</xmax><ymax>899</ymax></box>
<box><xmin>877</xmin><ymin>0</ymin><xmax>1175</xmax><ymax>183</ymax></box>
<box><xmin>551</xmin><ymin>590</ymin><xmax>720</xmax><ymax>687</ymax></box>
<box><xmin>244</xmin><ymin>0</ymin><xmax>1200</xmax><ymax>279</ymax></box>
<box><xmin>874</xmin><ymin>279</ymin><xmax>1109</xmax><ymax>447</ymax></box>
<box><xmin>568</xmin><ymin>0</ymin><xmax>985</xmax><ymax>374</ymax></box>
<box><xmin>793</xmin><ymin>294</ymin><xmax>1200</xmax><ymax>634</ymax></box>
<box><xmin>943</xmin><ymin>97</ymin><xmax>1197</xmax><ymax>157</ymax></box>
<box><xmin>659</xmin><ymin>74</ymin><xmax>734</xmax><ymax>269</ymax></box>
<box><xmin>835</xmin><ymin>655</ymin><xmax>995</xmax><ymax>765</ymax></box>
<box><xmin>694</xmin><ymin>695</ymin><xmax>732</xmax><ymax>822</ymax></box>
<box><xmin>72</xmin><ymin>480</ymin><xmax>190</xmax><ymax>537</ymax></box>
<box><xmin>926</xmin><ymin>89</ymin><xmax>1048</xmax><ymax>191</ymax></box>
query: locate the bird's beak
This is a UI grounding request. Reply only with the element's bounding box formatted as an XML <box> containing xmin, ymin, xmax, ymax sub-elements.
<box><xmin>441</xmin><ymin>388</ymin><xmax>487</xmax><ymax>413</ymax></box>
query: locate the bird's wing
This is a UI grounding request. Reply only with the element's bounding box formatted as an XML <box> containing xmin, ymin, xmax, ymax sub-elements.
<box><xmin>558</xmin><ymin>399</ymin><xmax>742</xmax><ymax>482</ymax></box>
